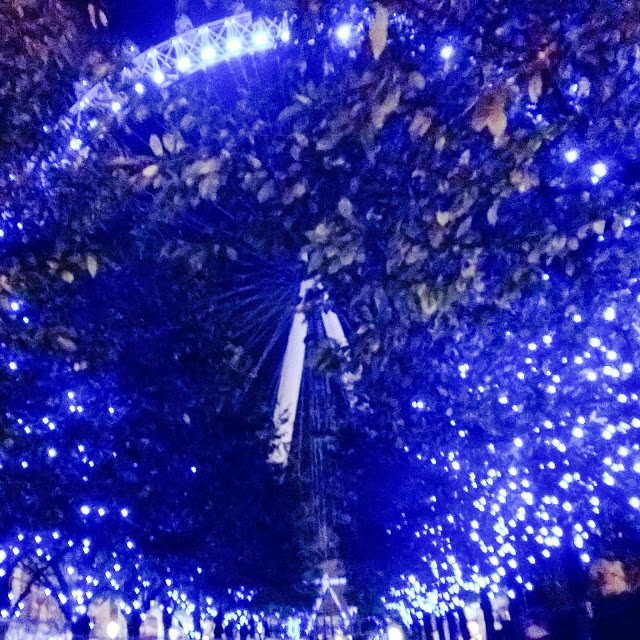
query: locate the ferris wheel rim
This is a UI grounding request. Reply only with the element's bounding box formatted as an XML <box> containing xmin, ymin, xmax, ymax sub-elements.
<box><xmin>54</xmin><ymin>10</ymin><xmax>299</xmax><ymax>162</ymax></box>
<box><xmin>70</xmin><ymin>11</ymin><xmax>293</xmax><ymax>115</ymax></box>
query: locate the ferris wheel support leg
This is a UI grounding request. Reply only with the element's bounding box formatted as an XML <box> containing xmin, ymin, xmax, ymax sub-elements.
<box><xmin>270</xmin><ymin>280</ymin><xmax>315</xmax><ymax>465</ymax></box>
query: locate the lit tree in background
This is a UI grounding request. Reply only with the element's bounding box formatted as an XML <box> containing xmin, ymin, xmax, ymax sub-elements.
<box><xmin>3</xmin><ymin>0</ymin><xmax>640</xmax><ymax>630</ymax></box>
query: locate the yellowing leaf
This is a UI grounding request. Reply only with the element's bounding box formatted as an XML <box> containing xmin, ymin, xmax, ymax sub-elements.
<box><xmin>593</xmin><ymin>220</ymin><xmax>606</xmax><ymax>234</ymax></box>
<box><xmin>471</xmin><ymin>88</ymin><xmax>509</xmax><ymax>141</ymax></box>
<box><xmin>528</xmin><ymin>73</ymin><xmax>543</xmax><ymax>103</ymax></box>
<box><xmin>61</xmin><ymin>271</ymin><xmax>74</xmax><ymax>283</ymax></box>
<box><xmin>149</xmin><ymin>134</ymin><xmax>163</xmax><ymax>157</ymax></box>
<box><xmin>86</xmin><ymin>255</ymin><xmax>98</xmax><ymax>278</ymax></box>
<box><xmin>369</xmin><ymin>4</ymin><xmax>389</xmax><ymax>61</ymax></box>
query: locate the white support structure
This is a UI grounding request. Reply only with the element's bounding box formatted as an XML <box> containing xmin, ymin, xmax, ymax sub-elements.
<box><xmin>270</xmin><ymin>279</ymin><xmax>315</xmax><ymax>466</ymax></box>
<box><xmin>270</xmin><ymin>280</ymin><xmax>351</xmax><ymax>466</ymax></box>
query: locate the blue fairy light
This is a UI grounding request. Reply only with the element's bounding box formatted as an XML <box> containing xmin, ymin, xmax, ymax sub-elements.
<box><xmin>440</xmin><ymin>45</ymin><xmax>454</xmax><ymax>60</ymax></box>
<box><xmin>176</xmin><ymin>57</ymin><xmax>191</xmax><ymax>72</ymax></box>
<box><xmin>201</xmin><ymin>46</ymin><xmax>216</xmax><ymax>61</ymax></box>
<box><xmin>336</xmin><ymin>24</ymin><xmax>351</xmax><ymax>44</ymax></box>
<box><xmin>227</xmin><ymin>37</ymin><xmax>242</xmax><ymax>53</ymax></box>
<box><xmin>564</xmin><ymin>149</ymin><xmax>579</xmax><ymax>163</ymax></box>
<box><xmin>253</xmin><ymin>31</ymin><xmax>269</xmax><ymax>47</ymax></box>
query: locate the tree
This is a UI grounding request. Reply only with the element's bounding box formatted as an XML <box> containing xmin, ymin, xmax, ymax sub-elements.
<box><xmin>3</xmin><ymin>0</ymin><xmax>640</xmax><ymax>624</ymax></box>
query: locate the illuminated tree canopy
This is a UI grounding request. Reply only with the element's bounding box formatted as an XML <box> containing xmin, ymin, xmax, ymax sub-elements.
<box><xmin>2</xmin><ymin>0</ymin><xmax>640</xmax><ymax>624</ymax></box>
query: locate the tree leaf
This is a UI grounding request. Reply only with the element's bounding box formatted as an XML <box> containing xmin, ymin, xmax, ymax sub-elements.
<box><xmin>471</xmin><ymin>88</ymin><xmax>509</xmax><ymax>141</ymax></box>
<box><xmin>143</xmin><ymin>164</ymin><xmax>159</xmax><ymax>178</ymax></box>
<box><xmin>369</xmin><ymin>4</ymin><xmax>389</xmax><ymax>61</ymax></box>
<box><xmin>283</xmin><ymin>182</ymin><xmax>306</xmax><ymax>205</ymax></box>
<box><xmin>162</xmin><ymin>133</ymin><xmax>176</xmax><ymax>153</ymax></box>
<box><xmin>409</xmin><ymin>111</ymin><xmax>432</xmax><ymax>138</ymax></box>
<box><xmin>456</xmin><ymin>216</ymin><xmax>472</xmax><ymax>238</ymax></box>
<box><xmin>415</xmin><ymin>283</ymin><xmax>439</xmax><ymax>316</ymax></box>
<box><xmin>60</xmin><ymin>270</ymin><xmax>74</xmax><ymax>283</ymax></box>
<box><xmin>86</xmin><ymin>255</ymin><xmax>98</xmax><ymax>278</ymax></box>
<box><xmin>409</xmin><ymin>72</ymin><xmax>426</xmax><ymax>90</ymax></box>
<box><xmin>316</xmin><ymin>131</ymin><xmax>343</xmax><ymax>152</ymax></box>
<box><xmin>257</xmin><ymin>180</ymin><xmax>276</xmax><ymax>203</ymax></box>
<box><xmin>437</xmin><ymin>211</ymin><xmax>450</xmax><ymax>226</ymax></box>
<box><xmin>372</xmin><ymin>90</ymin><xmax>401</xmax><ymax>129</ymax></box>
<box><xmin>487</xmin><ymin>199</ymin><xmax>501</xmax><ymax>226</ymax></box>
<box><xmin>338</xmin><ymin>197</ymin><xmax>354</xmax><ymax>219</ymax></box>
<box><xmin>528</xmin><ymin>74</ymin><xmax>543</xmax><ymax>103</ymax></box>
<box><xmin>57</xmin><ymin>336</ymin><xmax>77</xmax><ymax>351</ymax></box>
<box><xmin>149</xmin><ymin>134</ymin><xmax>164</xmax><ymax>157</ymax></box>
<box><xmin>294</xmin><ymin>94</ymin><xmax>312</xmax><ymax>106</ymax></box>
<box><xmin>198</xmin><ymin>175</ymin><xmax>220</xmax><ymax>201</ymax></box>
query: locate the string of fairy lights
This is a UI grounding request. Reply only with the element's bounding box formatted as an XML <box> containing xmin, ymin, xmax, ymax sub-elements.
<box><xmin>0</xmin><ymin>8</ymin><xmax>377</xmax><ymax>634</ymax></box>
<box><xmin>0</xmin><ymin>525</ymin><xmax>282</xmax><ymax>637</ymax></box>
<box><xmin>385</xmin><ymin>213</ymin><xmax>640</xmax><ymax>623</ymax></box>
<box><xmin>3</xmin><ymin>0</ymin><xmax>640</xmax><ymax>634</ymax></box>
